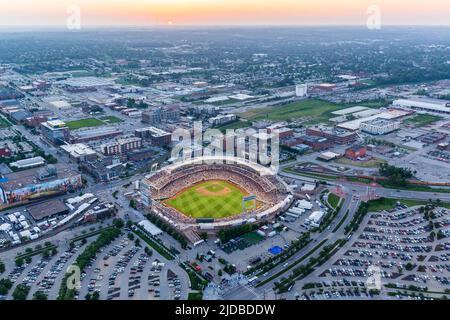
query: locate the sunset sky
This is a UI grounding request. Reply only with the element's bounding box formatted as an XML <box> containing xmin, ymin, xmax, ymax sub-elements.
<box><xmin>1</xmin><ymin>0</ymin><xmax>449</xmax><ymax>27</ymax></box>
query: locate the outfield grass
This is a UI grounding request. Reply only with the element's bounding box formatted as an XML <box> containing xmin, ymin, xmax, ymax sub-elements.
<box><xmin>238</xmin><ymin>99</ymin><xmax>345</xmax><ymax>123</ymax></box>
<box><xmin>164</xmin><ymin>180</ymin><xmax>249</xmax><ymax>219</ymax></box>
<box><xmin>65</xmin><ymin>118</ymin><xmax>104</xmax><ymax>130</ymax></box>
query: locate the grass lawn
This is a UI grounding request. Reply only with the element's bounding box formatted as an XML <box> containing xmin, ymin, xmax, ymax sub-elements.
<box><xmin>238</xmin><ymin>99</ymin><xmax>345</xmax><ymax>123</ymax></box>
<box><xmin>164</xmin><ymin>180</ymin><xmax>249</xmax><ymax>219</ymax></box>
<box><xmin>217</xmin><ymin>119</ymin><xmax>250</xmax><ymax>132</ymax></box>
<box><xmin>65</xmin><ymin>118</ymin><xmax>104</xmax><ymax>130</ymax></box>
<box><xmin>328</xmin><ymin>193</ymin><xmax>341</xmax><ymax>210</ymax></box>
<box><xmin>99</xmin><ymin>116</ymin><xmax>124</xmax><ymax>124</ymax></box>
<box><xmin>240</xmin><ymin>232</ymin><xmax>265</xmax><ymax>246</ymax></box>
<box><xmin>335</xmin><ymin>157</ymin><xmax>387</xmax><ymax>168</ymax></box>
<box><xmin>188</xmin><ymin>292</ymin><xmax>203</xmax><ymax>300</ymax></box>
<box><xmin>367</xmin><ymin>198</ymin><xmax>450</xmax><ymax>212</ymax></box>
<box><xmin>404</xmin><ymin>114</ymin><xmax>443</xmax><ymax>127</ymax></box>
<box><xmin>0</xmin><ymin>116</ymin><xmax>12</xmax><ymax>128</ymax></box>
<box><xmin>378</xmin><ymin>181</ymin><xmax>450</xmax><ymax>194</ymax></box>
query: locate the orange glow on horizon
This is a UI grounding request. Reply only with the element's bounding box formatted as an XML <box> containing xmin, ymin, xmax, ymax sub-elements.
<box><xmin>0</xmin><ymin>0</ymin><xmax>449</xmax><ymax>26</ymax></box>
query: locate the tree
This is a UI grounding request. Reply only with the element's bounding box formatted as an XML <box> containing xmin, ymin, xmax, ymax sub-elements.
<box><xmin>15</xmin><ymin>258</ymin><xmax>24</xmax><ymax>267</ymax></box>
<box><xmin>0</xmin><ymin>278</ymin><xmax>13</xmax><ymax>295</ymax></box>
<box><xmin>33</xmin><ymin>291</ymin><xmax>48</xmax><ymax>300</ymax></box>
<box><xmin>112</xmin><ymin>218</ymin><xmax>124</xmax><ymax>229</ymax></box>
<box><xmin>91</xmin><ymin>291</ymin><xmax>100</xmax><ymax>300</ymax></box>
<box><xmin>126</xmin><ymin>220</ymin><xmax>133</xmax><ymax>229</ymax></box>
<box><xmin>134</xmin><ymin>238</ymin><xmax>141</xmax><ymax>247</ymax></box>
<box><xmin>12</xmin><ymin>284</ymin><xmax>30</xmax><ymax>300</ymax></box>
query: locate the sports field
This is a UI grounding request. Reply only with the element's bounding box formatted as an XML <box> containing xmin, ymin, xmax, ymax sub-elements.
<box><xmin>164</xmin><ymin>180</ymin><xmax>251</xmax><ymax>219</ymax></box>
<box><xmin>65</xmin><ymin>118</ymin><xmax>104</xmax><ymax>130</ymax></box>
<box><xmin>238</xmin><ymin>99</ymin><xmax>346</xmax><ymax>123</ymax></box>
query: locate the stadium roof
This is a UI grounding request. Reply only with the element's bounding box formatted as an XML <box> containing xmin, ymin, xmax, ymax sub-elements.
<box><xmin>161</xmin><ymin>155</ymin><xmax>277</xmax><ymax>176</ymax></box>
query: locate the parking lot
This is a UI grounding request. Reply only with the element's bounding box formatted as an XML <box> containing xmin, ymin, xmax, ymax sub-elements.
<box><xmin>291</xmin><ymin>204</ymin><xmax>450</xmax><ymax>300</ymax></box>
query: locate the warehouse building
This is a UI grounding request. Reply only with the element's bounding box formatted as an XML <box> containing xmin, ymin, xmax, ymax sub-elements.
<box><xmin>0</xmin><ymin>164</ymin><xmax>82</xmax><ymax>206</ymax></box>
<box><xmin>60</xmin><ymin>143</ymin><xmax>98</xmax><ymax>163</ymax></box>
<box><xmin>360</xmin><ymin>119</ymin><xmax>400</xmax><ymax>135</ymax></box>
<box><xmin>27</xmin><ymin>199</ymin><xmax>69</xmax><ymax>221</ymax></box>
<box><xmin>69</xmin><ymin>127</ymin><xmax>123</xmax><ymax>143</ymax></box>
<box><xmin>393</xmin><ymin>98</ymin><xmax>450</xmax><ymax>114</ymax></box>
<box><xmin>306</xmin><ymin>125</ymin><xmax>357</xmax><ymax>144</ymax></box>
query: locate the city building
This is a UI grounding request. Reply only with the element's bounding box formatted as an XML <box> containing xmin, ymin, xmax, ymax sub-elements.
<box><xmin>0</xmin><ymin>145</ymin><xmax>11</xmax><ymax>157</ymax></box>
<box><xmin>267</xmin><ymin>124</ymin><xmax>294</xmax><ymax>140</ymax></box>
<box><xmin>418</xmin><ymin>131</ymin><xmax>448</xmax><ymax>144</ymax></box>
<box><xmin>297</xmin><ymin>135</ymin><xmax>332</xmax><ymax>151</ymax></box>
<box><xmin>101</xmin><ymin>137</ymin><xmax>143</xmax><ymax>155</ymax></box>
<box><xmin>26</xmin><ymin>199</ymin><xmax>69</xmax><ymax>221</ymax></box>
<box><xmin>208</xmin><ymin>114</ymin><xmax>237</xmax><ymax>127</ymax></box>
<box><xmin>69</xmin><ymin>127</ymin><xmax>123</xmax><ymax>143</ymax></box>
<box><xmin>135</xmin><ymin>127</ymin><xmax>172</xmax><ymax>147</ymax></box>
<box><xmin>60</xmin><ymin>143</ymin><xmax>98</xmax><ymax>163</ymax></box>
<box><xmin>306</xmin><ymin>125</ymin><xmax>357</xmax><ymax>144</ymax></box>
<box><xmin>345</xmin><ymin>145</ymin><xmax>367</xmax><ymax>159</ymax></box>
<box><xmin>141</xmin><ymin>106</ymin><xmax>180</xmax><ymax>125</ymax></box>
<box><xmin>40</xmin><ymin>120</ymin><xmax>70</xmax><ymax>145</ymax></box>
<box><xmin>295</xmin><ymin>84</ymin><xmax>308</xmax><ymax>97</ymax></box>
<box><xmin>25</xmin><ymin>114</ymin><xmax>50</xmax><ymax>127</ymax></box>
<box><xmin>0</xmin><ymin>164</ymin><xmax>82</xmax><ymax>206</ymax></box>
<box><xmin>360</xmin><ymin>119</ymin><xmax>400</xmax><ymax>135</ymax></box>
<box><xmin>393</xmin><ymin>97</ymin><xmax>450</xmax><ymax>114</ymax></box>
<box><xmin>9</xmin><ymin>156</ymin><xmax>46</xmax><ymax>170</ymax></box>
<box><xmin>307</xmin><ymin>210</ymin><xmax>326</xmax><ymax>227</ymax></box>
<box><xmin>80</xmin><ymin>158</ymin><xmax>125</xmax><ymax>182</ymax></box>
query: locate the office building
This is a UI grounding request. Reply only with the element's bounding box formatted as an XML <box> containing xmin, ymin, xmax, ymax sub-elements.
<box><xmin>142</xmin><ymin>106</ymin><xmax>180</xmax><ymax>125</ymax></box>
<box><xmin>360</xmin><ymin>119</ymin><xmax>400</xmax><ymax>135</ymax></box>
<box><xmin>135</xmin><ymin>127</ymin><xmax>171</xmax><ymax>147</ymax></box>
<box><xmin>40</xmin><ymin>120</ymin><xmax>70</xmax><ymax>145</ymax></box>
<box><xmin>101</xmin><ymin>137</ymin><xmax>143</xmax><ymax>155</ymax></box>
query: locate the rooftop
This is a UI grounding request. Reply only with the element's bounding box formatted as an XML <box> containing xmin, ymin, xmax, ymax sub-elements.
<box><xmin>27</xmin><ymin>199</ymin><xmax>69</xmax><ymax>221</ymax></box>
<box><xmin>0</xmin><ymin>164</ymin><xmax>79</xmax><ymax>191</ymax></box>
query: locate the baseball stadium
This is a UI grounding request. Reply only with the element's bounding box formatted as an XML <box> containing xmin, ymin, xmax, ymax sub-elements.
<box><xmin>141</xmin><ymin>156</ymin><xmax>293</xmax><ymax>243</ymax></box>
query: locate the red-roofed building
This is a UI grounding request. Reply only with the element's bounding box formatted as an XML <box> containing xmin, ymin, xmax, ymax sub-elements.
<box><xmin>0</xmin><ymin>146</ymin><xmax>11</xmax><ymax>157</ymax></box>
<box><xmin>345</xmin><ymin>145</ymin><xmax>367</xmax><ymax>159</ymax></box>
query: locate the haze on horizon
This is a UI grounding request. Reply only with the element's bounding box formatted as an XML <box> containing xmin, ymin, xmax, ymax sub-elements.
<box><xmin>0</xmin><ymin>0</ymin><xmax>450</xmax><ymax>27</ymax></box>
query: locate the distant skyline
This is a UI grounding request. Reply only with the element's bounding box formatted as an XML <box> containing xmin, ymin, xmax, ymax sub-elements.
<box><xmin>1</xmin><ymin>0</ymin><xmax>450</xmax><ymax>27</ymax></box>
